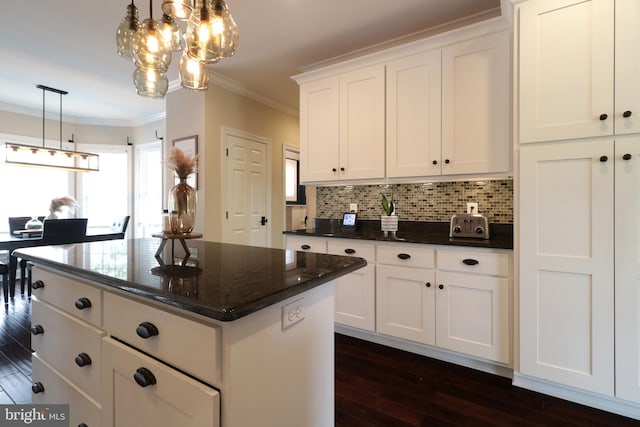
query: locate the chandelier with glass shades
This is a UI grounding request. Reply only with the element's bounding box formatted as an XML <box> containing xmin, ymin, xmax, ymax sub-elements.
<box><xmin>116</xmin><ymin>0</ymin><xmax>239</xmax><ymax>98</ymax></box>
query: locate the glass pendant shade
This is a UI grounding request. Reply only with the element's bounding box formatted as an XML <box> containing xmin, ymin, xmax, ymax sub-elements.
<box><xmin>133</xmin><ymin>67</ymin><xmax>169</xmax><ymax>98</ymax></box>
<box><xmin>116</xmin><ymin>2</ymin><xmax>140</xmax><ymax>59</ymax></box>
<box><xmin>161</xmin><ymin>14</ymin><xmax>183</xmax><ymax>51</ymax></box>
<box><xmin>179</xmin><ymin>52</ymin><xmax>209</xmax><ymax>91</ymax></box>
<box><xmin>211</xmin><ymin>0</ymin><xmax>239</xmax><ymax>58</ymax></box>
<box><xmin>161</xmin><ymin>0</ymin><xmax>194</xmax><ymax>20</ymax></box>
<box><xmin>184</xmin><ymin>0</ymin><xmax>220</xmax><ymax>64</ymax></box>
<box><xmin>132</xmin><ymin>18</ymin><xmax>171</xmax><ymax>72</ymax></box>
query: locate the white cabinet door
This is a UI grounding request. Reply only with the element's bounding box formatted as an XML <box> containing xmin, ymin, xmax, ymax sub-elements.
<box><xmin>339</xmin><ymin>65</ymin><xmax>386</xmax><ymax>180</ymax></box>
<box><xmin>614</xmin><ymin>0</ymin><xmax>640</xmax><ymax>135</ymax></box>
<box><xmin>386</xmin><ymin>50</ymin><xmax>442</xmax><ymax>178</ymax></box>
<box><xmin>518</xmin><ymin>0</ymin><xmax>614</xmax><ymax>143</ymax></box>
<box><xmin>335</xmin><ymin>265</ymin><xmax>376</xmax><ymax>331</ymax></box>
<box><xmin>435</xmin><ymin>271</ymin><xmax>509</xmax><ymax>364</ymax></box>
<box><xmin>615</xmin><ymin>136</ymin><xmax>640</xmax><ymax>403</ymax></box>
<box><xmin>376</xmin><ymin>264</ymin><xmax>435</xmax><ymax>345</ymax></box>
<box><xmin>102</xmin><ymin>337</ymin><xmax>220</xmax><ymax>427</ymax></box>
<box><xmin>519</xmin><ymin>139</ymin><xmax>614</xmax><ymax>395</ymax></box>
<box><xmin>299</xmin><ymin>76</ymin><xmax>340</xmax><ymax>182</ymax></box>
<box><xmin>285</xmin><ymin>235</ymin><xmax>327</xmax><ymax>254</ymax></box>
<box><xmin>442</xmin><ymin>32</ymin><xmax>511</xmax><ymax>175</ymax></box>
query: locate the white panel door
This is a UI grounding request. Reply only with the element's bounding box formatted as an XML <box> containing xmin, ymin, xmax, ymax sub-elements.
<box><xmin>299</xmin><ymin>77</ymin><xmax>340</xmax><ymax>183</ymax></box>
<box><xmin>339</xmin><ymin>65</ymin><xmax>386</xmax><ymax>180</ymax></box>
<box><xmin>518</xmin><ymin>0</ymin><xmax>614</xmax><ymax>143</ymax></box>
<box><xmin>386</xmin><ymin>50</ymin><xmax>442</xmax><ymax>178</ymax></box>
<box><xmin>225</xmin><ymin>131</ymin><xmax>270</xmax><ymax>247</ymax></box>
<box><xmin>376</xmin><ymin>264</ymin><xmax>435</xmax><ymax>345</ymax></box>
<box><xmin>519</xmin><ymin>139</ymin><xmax>614</xmax><ymax>395</ymax></box>
<box><xmin>614</xmin><ymin>0</ymin><xmax>640</xmax><ymax>135</ymax></box>
<box><xmin>615</xmin><ymin>136</ymin><xmax>640</xmax><ymax>403</ymax></box>
<box><xmin>441</xmin><ymin>31</ymin><xmax>510</xmax><ymax>175</ymax></box>
<box><xmin>435</xmin><ymin>271</ymin><xmax>509</xmax><ymax>363</ymax></box>
<box><xmin>334</xmin><ymin>265</ymin><xmax>376</xmax><ymax>331</ymax></box>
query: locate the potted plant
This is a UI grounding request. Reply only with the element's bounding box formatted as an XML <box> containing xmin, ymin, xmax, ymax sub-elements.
<box><xmin>381</xmin><ymin>191</ymin><xmax>398</xmax><ymax>234</ymax></box>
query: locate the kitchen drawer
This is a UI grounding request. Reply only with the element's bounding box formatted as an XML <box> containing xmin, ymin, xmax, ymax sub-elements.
<box><xmin>32</xmin><ymin>354</ymin><xmax>101</xmax><ymax>427</ymax></box>
<box><xmin>102</xmin><ymin>337</ymin><xmax>220</xmax><ymax>427</ymax></box>
<box><xmin>376</xmin><ymin>243</ymin><xmax>435</xmax><ymax>268</ymax></box>
<box><xmin>328</xmin><ymin>239</ymin><xmax>375</xmax><ymax>263</ymax></box>
<box><xmin>286</xmin><ymin>235</ymin><xmax>327</xmax><ymax>253</ymax></box>
<box><xmin>32</xmin><ymin>298</ymin><xmax>104</xmax><ymax>402</ymax></box>
<box><xmin>31</xmin><ymin>266</ymin><xmax>102</xmax><ymax>328</ymax></box>
<box><xmin>103</xmin><ymin>291</ymin><xmax>221</xmax><ymax>385</ymax></box>
<box><xmin>437</xmin><ymin>248</ymin><xmax>511</xmax><ymax>277</ymax></box>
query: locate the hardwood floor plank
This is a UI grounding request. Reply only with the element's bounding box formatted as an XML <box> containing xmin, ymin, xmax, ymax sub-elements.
<box><xmin>0</xmin><ymin>390</ymin><xmax>14</xmax><ymax>405</ymax></box>
<box><xmin>0</xmin><ymin>372</ymin><xmax>31</xmax><ymax>404</ymax></box>
<box><xmin>0</xmin><ymin>341</ymin><xmax>32</xmax><ymax>377</ymax></box>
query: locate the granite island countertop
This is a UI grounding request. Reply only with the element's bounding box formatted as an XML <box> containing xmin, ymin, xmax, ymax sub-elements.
<box><xmin>15</xmin><ymin>238</ymin><xmax>366</xmax><ymax>322</ymax></box>
<box><xmin>284</xmin><ymin>219</ymin><xmax>513</xmax><ymax>250</ymax></box>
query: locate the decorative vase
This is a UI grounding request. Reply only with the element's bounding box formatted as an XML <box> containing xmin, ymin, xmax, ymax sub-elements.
<box><xmin>168</xmin><ymin>176</ymin><xmax>196</xmax><ymax>235</ymax></box>
<box><xmin>380</xmin><ymin>215</ymin><xmax>398</xmax><ymax>235</ymax></box>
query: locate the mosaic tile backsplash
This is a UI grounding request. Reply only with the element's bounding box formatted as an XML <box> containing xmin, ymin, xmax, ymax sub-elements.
<box><xmin>316</xmin><ymin>180</ymin><xmax>513</xmax><ymax>223</ymax></box>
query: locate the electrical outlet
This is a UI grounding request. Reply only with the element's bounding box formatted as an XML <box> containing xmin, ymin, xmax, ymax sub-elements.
<box><xmin>467</xmin><ymin>202</ymin><xmax>479</xmax><ymax>214</ymax></box>
<box><xmin>282</xmin><ymin>298</ymin><xmax>304</xmax><ymax>329</ymax></box>
<box><xmin>349</xmin><ymin>203</ymin><xmax>358</xmax><ymax>213</ymax></box>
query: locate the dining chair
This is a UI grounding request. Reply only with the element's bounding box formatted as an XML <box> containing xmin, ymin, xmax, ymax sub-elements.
<box><xmin>41</xmin><ymin>218</ymin><xmax>88</xmax><ymax>242</ymax></box>
<box><xmin>0</xmin><ymin>261</ymin><xmax>8</xmax><ymax>303</ymax></box>
<box><xmin>111</xmin><ymin>215</ymin><xmax>130</xmax><ymax>235</ymax></box>
<box><xmin>7</xmin><ymin>216</ymin><xmax>43</xmax><ymax>295</ymax></box>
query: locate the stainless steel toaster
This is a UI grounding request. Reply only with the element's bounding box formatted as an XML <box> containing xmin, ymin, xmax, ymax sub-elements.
<box><xmin>449</xmin><ymin>213</ymin><xmax>490</xmax><ymax>239</ymax></box>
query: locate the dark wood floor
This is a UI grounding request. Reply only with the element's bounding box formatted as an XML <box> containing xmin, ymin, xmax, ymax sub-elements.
<box><xmin>0</xmin><ymin>295</ymin><xmax>637</xmax><ymax>425</ymax></box>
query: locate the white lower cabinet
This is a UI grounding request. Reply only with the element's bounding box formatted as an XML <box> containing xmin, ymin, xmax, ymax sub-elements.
<box><xmin>102</xmin><ymin>338</ymin><xmax>220</xmax><ymax>427</ymax></box>
<box><xmin>376</xmin><ymin>243</ymin><xmax>511</xmax><ymax>364</ymax></box>
<box><xmin>327</xmin><ymin>239</ymin><xmax>376</xmax><ymax>331</ymax></box>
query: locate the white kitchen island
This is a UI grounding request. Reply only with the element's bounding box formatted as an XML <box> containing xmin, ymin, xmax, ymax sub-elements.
<box><xmin>17</xmin><ymin>238</ymin><xmax>366</xmax><ymax>427</ymax></box>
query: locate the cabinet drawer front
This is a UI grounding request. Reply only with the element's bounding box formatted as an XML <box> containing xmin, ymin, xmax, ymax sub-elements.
<box><xmin>32</xmin><ymin>299</ymin><xmax>104</xmax><ymax>402</ymax></box>
<box><xmin>437</xmin><ymin>249</ymin><xmax>510</xmax><ymax>277</ymax></box>
<box><xmin>328</xmin><ymin>239</ymin><xmax>375</xmax><ymax>263</ymax></box>
<box><xmin>32</xmin><ymin>266</ymin><xmax>102</xmax><ymax>327</ymax></box>
<box><xmin>103</xmin><ymin>292</ymin><xmax>220</xmax><ymax>385</ymax></box>
<box><xmin>376</xmin><ymin>243</ymin><xmax>435</xmax><ymax>268</ymax></box>
<box><xmin>102</xmin><ymin>337</ymin><xmax>220</xmax><ymax>427</ymax></box>
<box><xmin>32</xmin><ymin>354</ymin><xmax>101</xmax><ymax>427</ymax></box>
<box><xmin>286</xmin><ymin>236</ymin><xmax>327</xmax><ymax>253</ymax></box>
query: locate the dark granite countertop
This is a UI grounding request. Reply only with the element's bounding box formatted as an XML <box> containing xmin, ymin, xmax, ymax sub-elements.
<box><xmin>15</xmin><ymin>238</ymin><xmax>367</xmax><ymax>322</ymax></box>
<box><xmin>284</xmin><ymin>219</ymin><xmax>513</xmax><ymax>250</ymax></box>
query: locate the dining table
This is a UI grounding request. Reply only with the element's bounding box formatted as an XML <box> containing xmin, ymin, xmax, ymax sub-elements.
<box><xmin>0</xmin><ymin>227</ymin><xmax>127</xmax><ymax>298</ymax></box>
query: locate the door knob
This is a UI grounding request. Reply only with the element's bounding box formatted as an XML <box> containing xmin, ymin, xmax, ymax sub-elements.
<box><xmin>260</xmin><ymin>216</ymin><xmax>268</xmax><ymax>226</ymax></box>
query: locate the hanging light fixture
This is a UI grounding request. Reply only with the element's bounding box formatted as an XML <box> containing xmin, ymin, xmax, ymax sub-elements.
<box><xmin>116</xmin><ymin>0</ymin><xmax>141</xmax><ymax>59</ymax></box>
<box><xmin>116</xmin><ymin>0</ymin><xmax>238</xmax><ymax>98</ymax></box>
<box><xmin>5</xmin><ymin>85</ymin><xmax>100</xmax><ymax>172</ymax></box>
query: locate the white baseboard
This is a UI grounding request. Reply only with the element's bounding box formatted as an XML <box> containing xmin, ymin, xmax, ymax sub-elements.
<box><xmin>335</xmin><ymin>324</ymin><xmax>513</xmax><ymax>378</ymax></box>
<box><xmin>513</xmin><ymin>373</ymin><xmax>640</xmax><ymax>421</ymax></box>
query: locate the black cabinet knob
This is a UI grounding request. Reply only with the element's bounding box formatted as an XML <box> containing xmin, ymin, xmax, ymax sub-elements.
<box><xmin>31</xmin><ymin>382</ymin><xmax>45</xmax><ymax>394</ymax></box>
<box><xmin>623</xmin><ymin>110</ymin><xmax>632</xmax><ymax>118</ymax></box>
<box><xmin>134</xmin><ymin>367</ymin><xmax>157</xmax><ymax>388</ymax></box>
<box><xmin>599</xmin><ymin>113</ymin><xmax>608</xmax><ymax>121</ymax></box>
<box><xmin>300</xmin><ymin>244</ymin><xmax>311</xmax><ymax>250</ymax></box>
<box><xmin>32</xmin><ymin>280</ymin><xmax>45</xmax><ymax>290</ymax></box>
<box><xmin>397</xmin><ymin>253</ymin><xmax>411</xmax><ymax>260</ymax></box>
<box><xmin>444</xmin><ymin>159</ymin><xmax>450</xmax><ymax>164</ymax></box>
<box><xmin>438</xmin><ymin>284</ymin><xmax>444</xmax><ymax>290</ymax></box>
<box><xmin>344</xmin><ymin>248</ymin><xmax>356</xmax><ymax>254</ymax></box>
<box><xmin>332</xmin><ymin>168</ymin><xmax>337</xmax><ymax>172</ymax></box>
<box><xmin>75</xmin><ymin>297</ymin><xmax>92</xmax><ymax>310</ymax></box>
<box><xmin>79</xmin><ymin>424</ymin><xmax>89</xmax><ymax>427</ymax></box>
<box><xmin>136</xmin><ymin>322</ymin><xmax>159</xmax><ymax>339</ymax></box>
<box><xmin>75</xmin><ymin>353</ymin><xmax>92</xmax><ymax>367</ymax></box>
<box><xmin>425</xmin><ymin>282</ymin><xmax>431</xmax><ymax>288</ymax></box>
<box><xmin>432</xmin><ymin>160</ymin><xmax>438</xmax><ymax>165</ymax></box>
<box><xmin>30</xmin><ymin>325</ymin><xmax>44</xmax><ymax>335</ymax></box>
<box><xmin>600</xmin><ymin>155</ymin><xmax>608</xmax><ymax>162</ymax></box>
<box><xmin>340</xmin><ymin>167</ymin><xmax>345</xmax><ymax>172</ymax></box>
<box><xmin>623</xmin><ymin>153</ymin><xmax>632</xmax><ymax>161</ymax></box>
<box><xmin>463</xmin><ymin>258</ymin><xmax>480</xmax><ymax>266</ymax></box>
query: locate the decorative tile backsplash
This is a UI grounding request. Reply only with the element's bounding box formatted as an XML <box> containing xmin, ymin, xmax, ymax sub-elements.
<box><xmin>316</xmin><ymin>180</ymin><xmax>513</xmax><ymax>223</ymax></box>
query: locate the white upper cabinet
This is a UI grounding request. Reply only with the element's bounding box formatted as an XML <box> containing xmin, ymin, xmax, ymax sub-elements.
<box><xmin>614</xmin><ymin>1</ymin><xmax>640</xmax><ymax>135</ymax></box>
<box><xmin>441</xmin><ymin>32</ymin><xmax>511</xmax><ymax>175</ymax></box>
<box><xmin>386</xmin><ymin>50</ymin><xmax>442</xmax><ymax>178</ymax></box>
<box><xmin>299</xmin><ymin>66</ymin><xmax>385</xmax><ymax>183</ymax></box>
<box><xmin>299</xmin><ymin>76</ymin><xmax>340</xmax><ymax>182</ymax></box>
<box><xmin>519</xmin><ymin>0</ymin><xmax>640</xmax><ymax>142</ymax></box>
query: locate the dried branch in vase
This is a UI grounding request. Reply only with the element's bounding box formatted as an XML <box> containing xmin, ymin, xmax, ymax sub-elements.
<box><xmin>167</xmin><ymin>147</ymin><xmax>198</xmax><ymax>179</ymax></box>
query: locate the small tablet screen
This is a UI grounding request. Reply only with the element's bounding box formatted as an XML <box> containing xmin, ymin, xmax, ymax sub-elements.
<box><xmin>342</xmin><ymin>212</ymin><xmax>357</xmax><ymax>228</ymax></box>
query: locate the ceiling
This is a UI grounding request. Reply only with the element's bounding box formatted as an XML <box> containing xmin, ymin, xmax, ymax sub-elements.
<box><xmin>0</xmin><ymin>0</ymin><xmax>502</xmax><ymax>127</ymax></box>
